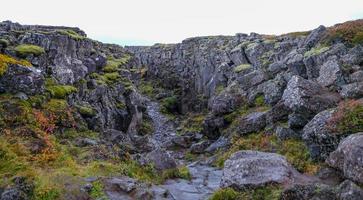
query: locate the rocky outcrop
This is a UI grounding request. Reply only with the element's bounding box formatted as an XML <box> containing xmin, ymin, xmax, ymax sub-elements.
<box><xmin>326</xmin><ymin>132</ymin><xmax>363</xmax><ymax>184</ymax></box>
<box><xmin>220</xmin><ymin>150</ymin><xmax>296</xmax><ymax>189</ymax></box>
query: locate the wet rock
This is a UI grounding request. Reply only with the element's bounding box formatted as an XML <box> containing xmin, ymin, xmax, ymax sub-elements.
<box><xmin>220</xmin><ymin>150</ymin><xmax>295</xmax><ymax>189</ymax></box>
<box><xmin>0</xmin><ymin>64</ymin><xmax>44</xmax><ymax>95</ymax></box>
<box><xmin>326</xmin><ymin>132</ymin><xmax>363</xmax><ymax>183</ymax></box>
<box><xmin>302</xmin><ymin>109</ymin><xmax>340</xmax><ymax>161</ymax></box>
<box><xmin>236</xmin><ymin>112</ymin><xmax>267</xmax><ymax>135</ymax></box>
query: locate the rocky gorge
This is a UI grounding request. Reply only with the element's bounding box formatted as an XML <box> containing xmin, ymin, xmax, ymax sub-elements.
<box><xmin>0</xmin><ymin>19</ymin><xmax>363</xmax><ymax>200</ymax></box>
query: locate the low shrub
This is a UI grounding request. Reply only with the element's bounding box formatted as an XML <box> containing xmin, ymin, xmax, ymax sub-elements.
<box><xmin>323</xmin><ymin>19</ymin><xmax>363</xmax><ymax>45</ymax></box>
<box><xmin>57</xmin><ymin>29</ymin><xmax>85</xmax><ymax>40</ymax></box>
<box><xmin>160</xmin><ymin>96</ymin><xmax>178</xmax><ymax>114</ymax></box>
<box><xmin>304</xmin><ymin>46</ymin><xmax>330</xmax><ymax>57</ymax></box>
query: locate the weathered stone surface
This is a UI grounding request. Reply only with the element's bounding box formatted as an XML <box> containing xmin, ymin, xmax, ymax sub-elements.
<box><xmin>326</xmin><ymin>132</ymin><xmax>363</xmax><ymax>184</ymax></box>
<box><xmin>140</xmin><ymin>148</ymin><xmax>177</xmax><ymax>171</ymax></box>
<box><xmin>302</xmin><ymin>109</ymin><xmax>340</xmax><ymax>161</ymax></box>
<box><xmin>236</xmin><ymin>112</ymin><xmax>267</xmax><ymax>135</ymax></box>
<box><xmin>275</xmin><ymin>126</ymin><xmax>300</xmax><ymax>140</ymax></box>
<box><xmin>220</xmin><ymin>151</ymin><xmax>294</xmax><ymax>189</ymax></box>
<box><xmin>317</xmin><ymin>56</ymin><xmax>344</xmax><ymax>87</ymax></box>
<box><xmin>0</xmin><ymin>64</ymin><xmax>44</xmax><ymax>95</ymax></box>
<box><xmin>340</xmin><ymin>82</ymin><xmax>363</xmax><ymax>99</ymax></box>
<box><xmin>282</xmin><ymin>75</ymin><xmax>340</xmax><ymax>114</ymax></box>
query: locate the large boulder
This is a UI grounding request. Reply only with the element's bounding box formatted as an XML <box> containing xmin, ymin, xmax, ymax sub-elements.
<box><xmin>220</xmin><ymin>151</ymin><xmax>295</xmax><ymax>189</ymax></box>
<box><xmin>326</xmin><ymin>132</ymin><xmax>363</xmax><ymax>184</ymax></box>
<box><xmin>103</xmin><ymin>177</ymin><xmax>154</xmax><ymax>200</ymax></box>
<box><xmin>282</xmin><ymin>75</ymin><xmax>340</xmax><ymax>115</ymax></box>
<box><xmin>280</xmin><ymin>180</ymin><xmax>363</xmax><ymax>200</ymax></box>
<box><xmin>139</xmin><ymin>148</ymin><xmax>177</xmax><ymax>171</ymax></box>
<box><xmin>236</xmin><ymin>112</ymin><xmax>267</xmax><ymax>135</ymax></box>
<box><xmin>340</xmin><ymin>82</ymin><xmax>363</xmax><ymax>99</ymax></box>
<box><xmin>302</xmin><ymin>109</ymin><xmax>340</xmax><ymax>161</ymax></box>
<box><xmin>300</xmin><ymin>25</ymin><xmax>326</xmax><ymax>48</ymax></box>
<box><xmin>317</xmin><ymin>56</ymin><xmax>344</xmax><ymax>87</ymax></box>
<box><xmin>0</xmin><ymin>64</ymin><xmax>44</xmax><ymax>95</ymax></box>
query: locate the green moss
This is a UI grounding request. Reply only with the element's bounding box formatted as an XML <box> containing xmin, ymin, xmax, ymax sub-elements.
<box><xmin>139</xmin><ymin>81</ymin><xmax>154</xmax><ymax>97</ymax></box>
<box><xmin>254</xmin><ymin>95</ymin><xmax>265</xmax><ymax>107</ymax></box>
<box><xmin>215</xmin><ymin>85</ymin><xmax>225</xmax><ymax>95</ymax></box>
<box><xmin>89</xmin><ymin>181</ymin><xmax>107</xmax><ymax>199</ymax></box>
<box><xmin>46</xmin><ymin>85</ymin><xmax>78</xmax><ymax>99</ymax></box>
<box><xmin>304</xmin><ymin>46</ymin><xmax>330</xmax><ymax>57</ymax></box>
<box><xmin>160</xmin><ymin>96</ymin><xmax>178</xmax><ymax>114</ymax></box>
<box><xmin>116</xmin><ymin>102</ymin><xmax>127</xmax><ymax>110</ymax></box>
<box><xmin>77</xmin><ymin>106</ymin><xmax>96</xmax><ymax>117</ymax></box>
<box><xmin>161</xmin><ymin>166</ymin><xmax>191</xmax><ymax>181</ymax></box>
<box><xmin>57</xmin><ymin>29</ymin><xmax>85</xmax><ymax>40</ymax></box>
<box><xmin>209</xmin><ymin>188</ymin><xmax>239</xmax><ymax>200</ymax></box>
<box><xmin>234</xmin><ymin>64</ymin><xmax>252</xmax><ymax>73</ymax></box>
<box><xmin>223</xmin><ymin>105</ymin><xmax>249</xmax><ymax>125</ymax></box>
<box><xmin>0</xmin><ymin>54</ymin><xmax>32</xmax><ymax>76</ymax></box>
<box><xmin>0</xmin><ymin>39</ymin><xmax>10</xmax><ymax>47</ymax></box>
<box><xmin>138</xmin><ymin>118</ymin><xmax>154</xmax><ymax>135</ymax></box>
<box><xmin>14</xmin><ymin>44</ymin><xmax>45</xmax><ymax>57</ymax></box>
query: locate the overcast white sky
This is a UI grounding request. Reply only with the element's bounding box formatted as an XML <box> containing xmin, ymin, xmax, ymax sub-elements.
<box><xmin>1</xmin><ymin>0</ymin><xmax>363</xmax><ymax>46</ymax></box>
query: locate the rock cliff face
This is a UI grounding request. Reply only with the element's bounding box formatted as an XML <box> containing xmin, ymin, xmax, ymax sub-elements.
<box><xmin>1</xmin><ymin>19</ymin><xmax>363</xmax><ymax>200</ymax></box>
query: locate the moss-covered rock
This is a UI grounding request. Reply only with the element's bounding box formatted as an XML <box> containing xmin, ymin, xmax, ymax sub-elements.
<box><xmin>14</xmin><ymin>44</ymin><xmax>45</xmax><ymax>57</ymax></box>
<box><xmin>46</xmin><ymin>85</ymin><xmax>78</xmax><ymax>99</ymax></box>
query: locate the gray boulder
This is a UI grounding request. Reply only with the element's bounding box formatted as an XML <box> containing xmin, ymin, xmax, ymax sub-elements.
<box><xmin>141</xmin><ymin>148</ymin><xmax>177</xmax><ymax>171</ymax></box>
<box><xmin>340</xmin><ymin>82</ymin><xmax>363</xmax><ymax>99</ymax></box>
<box><xmin>337</xmin><ymin>180</ymin><xmax>363</xmax><ymax>200</ymax></box>
<box><xmin>220</xmin><ymin>151</ymin><xmax>295</xmax><ymax>189</ymax></box>
<box><xmin>190</xmin><ymin>140</ymin><xmax>211</xmax><ymax>154</ymax></box>
<box><xmin>300</xmin><ymin>25</ymin><xmax>326</xmax><ymax>48</ymax></box>
<box><xmin>275</xmin><ymin>126</ymin><xmax>300</xmax><ymax>140</ymax></box>
<box><xmin>103</xmin><ymin>177</ymin><xmax>154</xmax><ymax>200</ymax></box>
<box><xmin>0</xmin><ymin>64</ymin><xmax>44</xmax><ymax>95</ymax></box>
<box><xmin>326</xmin><ymin>132</ymin><xmax>363</xmax><ymax>184</ymax></box>
<box><xmin>317</xmin><ymin>57</ymin><xmax>344</xmax><ymax>87</ymax></box>
<box><xmin>282</xmin><ymin>75</ymin><xmax>340</xmax><ymax>114</ymax></box>
<box><xmin>302</xmin><ymin>109</ymin><xmax>340</xmax><ymax>161</ymax></box>
<box><xmin>236</xmin><ymin>112</ymin><xmax>267</xmax><ymax>135</ymax></box>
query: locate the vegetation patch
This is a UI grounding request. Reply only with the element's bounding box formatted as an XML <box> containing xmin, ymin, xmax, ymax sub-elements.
<box><xmin>328</xmin><ymin>99</ymin><xmax>363</xmax><ymax>135</ymax></box>
<box><xmin>57</xmin><ymin>29</ymin><xmax>85</xmax><ymax>40</ymax></box>
<box><xmin>178</xmin><ymin>113</ymin><xmax>206</xmax><ymax>134</ymax></box>
<box><xmin>209</xmin><ymin>185</ymin><xmax>282</xmax><ymax>200</ymax></box>
<box><xmin>77</xmin><ymin>105</ymin><xmax>97</xmax><ymax>117</ymax></box>
<box><xmin>46</xmin><ymin>85</ymin><xmax>78</xmax><ymax>99</ymax></box>
<box><xmin>234</xmin><ymin>64</ymin><xmax>252</xmax><ymax>73</ymax></box>
<box><xmin>0</xmin><ymin>38</ymin><xmax>10</xmax><ymax>47</ymax></box>
<box><xmin>323</xmin><ymin>19</ymin><xmax>363</xmax><ymax>45</ymax></box>
<box><xmin>214</xmin><ymin>133</ymin><xmax>320</xmax><ymax>173</ymax></box>
<box><xmin>160</xmin><ymin>96</ymin><xmax>179</xmax><ymax>114</ymax></box>
<box><xmin>15</xmin><ymin>44</ymin><xmax>45</xmax><ymax>57</ymax></box>
<box><xmin>0</xmin><ymin>53</ymin><xmax>32</xmax><ymax>76</ymax></box>
<box><xmin>304</xmin><ymin>45</ymin><xmax>330</xmax><ymax>57</ymax></box>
